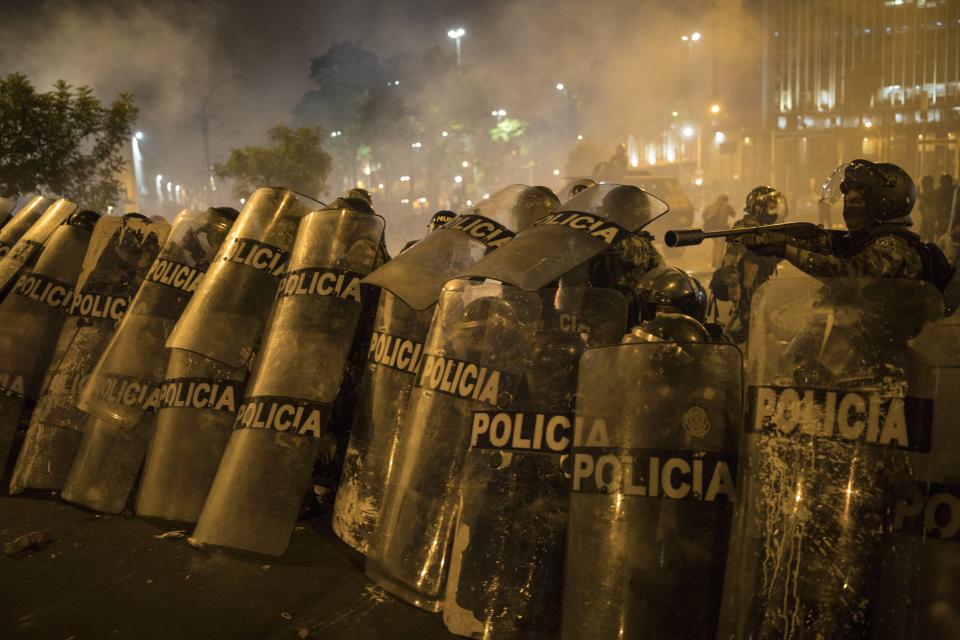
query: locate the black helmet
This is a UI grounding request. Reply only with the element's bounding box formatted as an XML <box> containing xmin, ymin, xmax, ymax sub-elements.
<box><xmin>570</xmin><ymin>178</ymin><xmax>597</xmax><ymax>198</ymax></box>
<box><xmin>67</xmin><ymin>209</ymin><xmax>102</xmax><ymax>231</ymax></box>
<box><xmin>346</xmin><ymin>187</ymin><xmax>373</xmax><ymax>206</ymax></box>
<box><xmin>329</xmin><ymin>196</ymin><xmax>375</xmax><ymax>214</ymax></box>
<box><xmin>515</xmin><ymin>185</ymin><xmax>561</xmax><ymax>221</ymax></box>
<box><xmin>428</xmin><ymin>210</ymin><xmax>455</xmax><ymax>232</ymax></box>
<box><xmin>212</xmin><ymin>206</ymin><xmax>240</xmax><ymax>222</ymax></box>
<box><xmin>820</xmin><ymin>159</ymin><xmax>916</xmax><ymax>225</ymax></box>
<box><xmin>636</xmin><ymin>265</ymin><xmax>707</xmax><ymax>323</ymax></box>
<box><xmin>624</xmin><ymin>313</ymin><xmax>711</xmax><ymax>343</ymax></box>
<box><xmin>745</xmin><ymin>185</ymin><xmax>785</xmax><ymax>223</ymax></box>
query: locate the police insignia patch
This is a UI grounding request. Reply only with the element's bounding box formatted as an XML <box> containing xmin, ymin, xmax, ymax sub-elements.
<box><xmin>682</xmin><ymin>405</ymin><xmax>711</xmax><ymax>438</ymax></box>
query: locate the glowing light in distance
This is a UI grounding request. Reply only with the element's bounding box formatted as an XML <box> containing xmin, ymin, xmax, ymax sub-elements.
<box><xmin>135</xmin><ymin>131</ymin><xmax>144</xmax><ymax>140</ymax></box>
<box><xmin>694</xmin><ymin>177</ymin><xmax>704</xmax><ymax>186</ymax></box>
<box><xmin>454</xmin><ymin>175</ymin><xmax>463</xmax><ymax>184</ymax></box>
<box><xmin>710</xmin><ymin>104</ymin><xmax>721</xmax><ymax>114</ymax></box>
<box><xmin>682</xmin><ymin>126</ymin><xmax>695</xmax><ymax>138</ymax></box>
<box><xmin>555</xmin><ymin>83</ymin><xmax>565</xmax><ymax>91</ymax></box>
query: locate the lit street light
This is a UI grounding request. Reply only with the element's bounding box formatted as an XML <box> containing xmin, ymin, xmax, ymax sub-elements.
<box><xmin>682</xmin><ymin>125</ymin><xmax>696</xmax><ymax>138</ymax></box>
<box><xmin>555</xmin><ymin>82</ymin><xmax>565</xmax><ymax>91</ymax></box>
<box><xmin>691</xmin><ymin>31</ymin><xmax>701</xmax><ymax>41</ymax></box>
<box><xmin>447</xmin><ymin>27</ymin><xmax>466</xmax><ymax>66</ymax></box>
<box><xmin>710</xmin><ymin>103</ymin><xmax>721</xmax><ymax>114</ymax></box>
<box><xmin>454</xmin><ymin>175</ymin><xmax>463</xmax><ymax>184</ymax></box>
<box><xmin>135</xmin><ymin>131</ymin><xmax>144</xmax><ymax>140</ymax></box>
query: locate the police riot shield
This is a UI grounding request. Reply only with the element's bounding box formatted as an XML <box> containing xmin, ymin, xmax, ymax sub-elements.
<box><xmin>458</xmin><ymin>183</ymin><xmax>669</xmax><ymax>291</ymax></box>
<box><xmin>363</xmin><ymin>185</ymin><xmax>554</xmax><ymax>310</ymax></box>
<box><xmin>869</xmin><ymin>311</ymin><xmax>960</xmax><ymax>639</ymax></box>
<box><xmin>60</xmin><ymin>209</ymin><xmax>236</xmax><ymax>513</ymax></box>
<box><xmin>9</xmin><ymin>215</ymin><xmax>169</xmax><ymax>493</ymax></box>
<box><xmin>443</xmin><ymin>288</ymin><xmax>627</xmax><ymax>639</ymax></box>
<box><xmin>333</xmin><ymin>291</ymin><xmax>435</xmax><ymax>553</ymax></box>
<box><xmin>717</xmin><ymin>277</ymin><xmax>943</xmax><ymax>640</ymax></box>
<box><xmin>366</xmin><ymin>279</ymin><xmax>545</xmax><ymax>611</ymax></box>
<box><xmin>0</xmin><ymin>198</ymin><xmax>77</xmax><ymax>297</ymax></box>
<box><xmin>166</xmin><ymin>188</ymin><xmax>320</xmax><ymax>369</ymax></box>
<box><xmin>561</xmin><ymin>341</ymin><xmax>743</xmax><ymax>640</ymax></box>
<box><xmin>0</xmin><ymin>195</ymin><xmax>54</xmax><ymax>258</ymax></box>
<box><xmin>0</xmin><ymin>213</ymin><xmax>99</xmax><ymax>471</ymax></box>
<box><xmin>191</xmin><ymin>205</ymin><xmax>386</xmax><ymax>556</ymax></box>
<box><xmin>78</xmin><ymin>208</ymin><xmax>237</xmax><ymax>427</ymax></box>
<box><xmin>135</xmin><ymin>350</ymin><xmax>246</xmax><ymax>522</ymax></box>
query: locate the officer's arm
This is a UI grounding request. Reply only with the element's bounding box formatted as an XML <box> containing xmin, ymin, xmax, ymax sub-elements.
<box><xmin>783</xmin><ymin>236</ymin><xmax>918</xmax><ymax>279</ymax></box>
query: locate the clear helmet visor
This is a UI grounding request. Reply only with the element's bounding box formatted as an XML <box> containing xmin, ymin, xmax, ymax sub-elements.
<box><xmin>819</xmin><ymin>162</ymin><xmax>852</xmax><ymax>205</ymax></box>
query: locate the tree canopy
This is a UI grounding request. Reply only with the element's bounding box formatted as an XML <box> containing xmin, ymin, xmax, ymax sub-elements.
<box><xmin>213</xmin><ymin>125</ymin><xmax>332</xmax><ymax>199</ymax></box>
<box><xmin>0</xmin><ymin>73</ymin><xmax>138</xmax><ymax>210</ymax></box>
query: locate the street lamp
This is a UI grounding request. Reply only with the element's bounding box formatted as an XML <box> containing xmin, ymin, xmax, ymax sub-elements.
<box><xmin>682</xmin><ymin>125</ymin><xmax>695</xmax><ymax>138</ymax></box>
<box><xmin>447</xmin><ymin>27</ymin><xmax>466</xmax><ymax>66</ymax></box>
<box><xmin>555</xmin><ymin>82</ymin><xmax>565</xmax><ymax>91</ymax></box>
<box><xmin>710</xmin><ymin>103</ymin><xmax>721</xmax><ymax>114</ymax></box>
<box><xmin>135</xmin><ymin>131</ymin><xmax>144</xmax><ymax>140</ymax></box>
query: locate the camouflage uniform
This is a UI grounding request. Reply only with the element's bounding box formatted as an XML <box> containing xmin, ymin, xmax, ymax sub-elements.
<box><xmin>784</xmin><ymin>224</ymin><xmax>923</xmax><ymax>280</ymax></box>
<box><xmin>720</xmin><ymin>213</ymin><xmax>779</xmax><ymax>341</ymax></box>
<box><xmin>720</xmin><ymin>213</ymin><xmax>780</xmax><ymax>294</ymax></box>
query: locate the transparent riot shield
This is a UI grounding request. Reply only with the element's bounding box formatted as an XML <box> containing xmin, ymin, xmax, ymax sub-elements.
<box><xmin>363</xmin><ymin>185</ymin><xmax>555</xmax><ymax>310</ymax></box>
<box><xmin>0</xmin><ymin>195</ymin><xmax>54</xmax><ymax>257</ymax></box>
<box><xmin>166</xmin><ymin>188</ymin><xmax>320</xmax><ymax>369</ymax></box>
<box><xmin>79</xmin><ymin>208</ymin><xmax>236</xmax><ymax>427</ymax></box>
<box><xmin>9</xmin><ymin>215</ymin><xmax>169</xmax><ymax>493</ymax></box>
<box><xmin>0</xmin><ymin>216</ymin><xmax>97</xmax><ymax>471</ymax></box>
<box><xmin>191</xmin><ymin>205</ymin><xmax>386</xmax><ymax>556</ymax></box>
<box><xmin>60</xmin><ymin>209</ymin><xmax>236</xmax><ymax>513</ymax></box>
<box><xmin>135</xmin><ymin>350</ymin><xmax>246</xmax><ymax>522</ymax></box>
<box><xmin>443</xmin><ymin>288</ymin><xmax>627</xmax><ymax>639</ymax></box>
<box><xmin>870</xmin><ymin>311</ymin><xmax>960</xmax><ymax>640</ymax></box>
<box><xmin>0</xmin><ymin>198</ymin><xmax>77</xmax><ymax>296</ymax></box>
<box><xmin>366</xmin><ymin>279</ymin><xmax>545</xmax><ymax>611</ymax></box>
<box><xmin>458</xmin><ymin>183</ymin><xmax>669</xmax><ymax>291</ymax></box>
<box><xmin>561</xmin><ymin>341</ymin><xmax>742</xmax><ymax>640</ymax></box>
<box><xmin>717</xmin><ymin>277</ymin><xmax>943</xmax><ymax>640</ymax></box>
<box><xmin>333</xmin><ymin>291</ymin><xmax>435</xmax><ymax>553</ymax></box>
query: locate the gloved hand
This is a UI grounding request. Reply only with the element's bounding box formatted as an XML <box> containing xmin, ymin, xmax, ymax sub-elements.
<box><xmin>742</xmin><ymin>232</ymin><xmax>790</xmax><ymax>257</ymax></box>
<box><xmin>792</xmin><ymin>226</ymin><xmax>831</xmax><ymax>253</ymax></box>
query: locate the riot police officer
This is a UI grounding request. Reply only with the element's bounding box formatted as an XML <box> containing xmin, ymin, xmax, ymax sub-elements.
<box><xmin>746</xmin><ymin>160</ymin><xmax>951</xmax><ymax>286</ymax></box>
<box><xmin>717</xmin><ymin>185</ymin><xmax>786</xmax><ymax>342</ymax></box>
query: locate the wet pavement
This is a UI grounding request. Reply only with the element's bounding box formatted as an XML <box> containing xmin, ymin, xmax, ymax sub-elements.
<box><xmin>0</xmin><ymin>493</ymin><xmax>457</xmax><ymax>640</ymax></box>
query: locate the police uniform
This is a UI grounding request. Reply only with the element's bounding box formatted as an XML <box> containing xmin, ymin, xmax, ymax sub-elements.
<box><xmin>720</xmin><ymin>213</ymin><xmax>780</xmax><ymax>297</ymax></box>
<box><xmin>784</xmin><ymin>224</ymin><xmax>923</xmax><ymax>280</ymax></box>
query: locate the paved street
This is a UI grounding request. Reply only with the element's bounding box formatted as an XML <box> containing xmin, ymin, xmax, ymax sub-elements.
<box><xmin>0</xmin><ymin>493</ymin><xmax>456</xmax><ymax>640</ymax></box>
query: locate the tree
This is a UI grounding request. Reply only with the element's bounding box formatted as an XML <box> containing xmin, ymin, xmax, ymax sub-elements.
<box><xmin>0</xmin><ymin>73</ymin><xmax>137</xmax><ymax>210</ymax></box>
<box><xmin>214</xmin><ymin>125</ymin><xmax>332</xmax><ymax>199</ymax></box>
